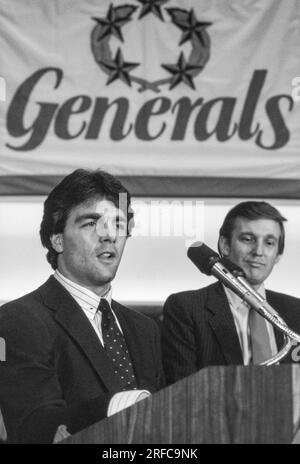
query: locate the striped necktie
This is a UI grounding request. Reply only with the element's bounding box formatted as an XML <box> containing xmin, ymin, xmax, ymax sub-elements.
<box><xmin>97</xmin><ymin>299</ymin><xmax>137</xmax><ymax>390</ymax></box>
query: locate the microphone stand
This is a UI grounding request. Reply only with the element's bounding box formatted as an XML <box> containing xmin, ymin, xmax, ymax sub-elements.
<box><xmin>219</xmin><ymin>257</ymin><xmax>300</xmax><ymax>365</ymax></box>
<box><xmin>187</xmin><ymin>242</ymin><xmax>300</xmax><ymax>365</ymax></box>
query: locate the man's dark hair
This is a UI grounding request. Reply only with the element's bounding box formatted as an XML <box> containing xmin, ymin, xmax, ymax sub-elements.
<box><xmin>218</xmin><ymin>201</ymin><xmax>287</xmax><ymax>255</ymax></box>
<box><xmin>40</xmin><ymin>169</ymin><xmax>134</xmax><ymax>270</ymax></box>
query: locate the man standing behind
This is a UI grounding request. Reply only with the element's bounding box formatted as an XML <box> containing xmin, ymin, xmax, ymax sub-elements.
<box><xmin>162</xmin><ymin>201</ymin><xmax>300</xmax><ymax>385</ymax></box>
<box><xmin>0</xmin><ymin>169</ymin><xmax>164</xmax><ymax>443</ymax></box>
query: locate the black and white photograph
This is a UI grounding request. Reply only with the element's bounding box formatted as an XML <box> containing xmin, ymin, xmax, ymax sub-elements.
<box><xmin>0</xmin><ymin>0</ymin><xmax>300</xmax><ymax>449</ymax></box>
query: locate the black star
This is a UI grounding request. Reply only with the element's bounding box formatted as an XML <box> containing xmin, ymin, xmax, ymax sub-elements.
<box><xmin>92</xmin><ymin>4</ymin><xmax>128</xmax><ymax>42</ymax></box>
<box><xmin>100</xmin><ymin>48</ymin><xmax>140</xmax><ymax>87</ymax></box>
<box><xmin>161</xmin><ymin>52</ymin><xmax>202</xmax><ymax>90</ymax></box>
<box><xmin>177</xmin><ymin>9</ymin><xmax>211</xmax><ymax>46</ymax></box>
<box><xmin>137</xmin><ymin>0</ymin><xmax>169</xmax><ymax>22</ymax></box>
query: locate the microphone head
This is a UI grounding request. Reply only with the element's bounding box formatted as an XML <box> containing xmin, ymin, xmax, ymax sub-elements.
<box><xmin>187</xmin><ymin>242</ymin><xmax>220</xmax><ymax>276</ymax></box>
<box><xmin>220</xmin><ymin>257</ymin><xmax>246</xmax><ymax>278</ymax></box>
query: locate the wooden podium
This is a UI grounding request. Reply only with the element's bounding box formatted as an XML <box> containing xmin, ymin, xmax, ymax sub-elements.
<box><xmin>62</xmin><ymin>365</ymin><xmax>300</xmax><ymax>444</ymax></box>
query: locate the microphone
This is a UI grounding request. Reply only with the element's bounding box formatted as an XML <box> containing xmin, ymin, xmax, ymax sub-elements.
<box><xmin>187</xmin><ymin>241</ymin><xmax>254</xmax><ymax>299</ymax></box>
<box><xmin>220</xmin><ymin>256</ymin><xmax>280</xmax><ymax>318</ymax></box>
<box><xmin>187</xmin><ymin>242</ymin><xmax>278</xmax><ymax>319</ymax></box>
<box><xmin>188</xmin><ymin>242</ymin><xmax>300</xmax><ymax>349</ymax></box>
<box><xmin>219</xmin><ymin>256</ymin><xmax>245</xmax><ymax>278</ymax></box>
<box><xmin>187</xmin><ymin>241</ymin><xmax>220</xmax><ymax>276</ymax></box>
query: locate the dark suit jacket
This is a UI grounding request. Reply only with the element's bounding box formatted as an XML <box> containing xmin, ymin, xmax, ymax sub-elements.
<box><xmin>0</xmin><ymin>277</ymin><xmax>164</xmax><ymax>443</ymax></box>
<box><xmin>162</xmin><ymin>282</ymin><xmax>300</xmax><ymax>385</ymax></box>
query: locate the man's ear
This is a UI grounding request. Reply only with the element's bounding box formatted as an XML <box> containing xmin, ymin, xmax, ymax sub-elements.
<box><xmin>219</xmin><ymin>235</ymin><xmax>230</xmax><ymax>257</ymax></box>
<box><xmin>50</xmin><ymin>234</ymin><xmax>64</xmax><ymax>253</ymax></box>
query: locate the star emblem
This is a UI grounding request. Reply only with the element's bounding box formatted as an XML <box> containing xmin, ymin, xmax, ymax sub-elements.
<box><xmin>137</xmin><ymin>0</ymin><xmax>169</xmax><ymax>22</ymax></box>
<box><xmin>161</xmin><ymin>52</ymin><xmax>202</xmax><ymax>90</ymax></box>
<box><xmin>92</xmin><ymin>4</ymin><xmax>137</xmax><ymax>42</ymax></box>
<box><xmin>100</xmin><ymin>48</ymin><xmax>140</xmax><ymax>87</ymax></box>
<box><xmin>177</xmin><ymin>9</ymin><xmax>211</xmax><ymax>46</ymax></box>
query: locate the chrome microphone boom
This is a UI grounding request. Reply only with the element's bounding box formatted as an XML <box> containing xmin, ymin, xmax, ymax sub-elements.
<box><xmin>187</xmin><ymin>242</ymin><xmax>300</xmax><ymax>365</ymax></box>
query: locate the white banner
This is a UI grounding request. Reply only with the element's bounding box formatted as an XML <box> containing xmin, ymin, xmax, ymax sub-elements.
<box><xmin>0</xmin><ymin>0</ymin><xmax>299</xmax><ymax>195</ymax></box>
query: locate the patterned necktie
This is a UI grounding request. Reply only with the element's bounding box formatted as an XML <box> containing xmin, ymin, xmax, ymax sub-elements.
<box><xmin>248</xmin><ymin>308</ymin><xmax>273</xmax><ymax>364</ymax></box>
<box><xmin>97</xmin><ymin>299</ymin><xmax>137</xmax><ymax>390</ymax></box>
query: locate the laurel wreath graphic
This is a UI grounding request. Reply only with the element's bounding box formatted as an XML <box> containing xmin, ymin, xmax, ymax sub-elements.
<box><xmin>91</xmin><ymin>1</ymin><xmax>212</xmax><ymax>92</ymax></box>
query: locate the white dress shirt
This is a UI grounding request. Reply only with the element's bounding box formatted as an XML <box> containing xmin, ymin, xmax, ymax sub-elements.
<box><xmin>54</xmin><ymin>270</ymin><xmax>150</xmax><ymax>418</ymax></box>
<box><xmin>55</xmin><ymin>270</ymin><xmax>119</xmax><ymax>346</ymax></box>
<box><xmin>223</xmin><ymin>284</ymin><xmax>278</xmax><ymax>365</ymax></box>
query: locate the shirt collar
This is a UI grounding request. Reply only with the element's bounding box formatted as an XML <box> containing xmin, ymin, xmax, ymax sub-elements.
<box><xmin>54</xmin><ymin>270</ymin><xmax>112</xmax><ymax>319</ymax></box>
<box><xmin>223</xmin><ymin>283</ymin><xmax>265</xmax><ymax>310</ymax></box>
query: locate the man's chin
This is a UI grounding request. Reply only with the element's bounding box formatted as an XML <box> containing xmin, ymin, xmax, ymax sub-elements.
<box><xmin>95</xmin><ymin>269</ymin><xmax>117</xmax><ymax>285</ymax></box>
<box><xmin>246</xmin><ymin>274</ymin><xmax>264</xmax><ymax>289</ymax></box>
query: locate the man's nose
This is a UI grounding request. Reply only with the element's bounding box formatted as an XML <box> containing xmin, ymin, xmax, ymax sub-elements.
<box><xmin>252</xmin><ymin>239</ymin><xmax>264</xmax><ymax>255</ymax></box>
<box><xmin>96</xmin><ymin>220</ymin><xmax>116</xmax><ymax>242</ymax></box>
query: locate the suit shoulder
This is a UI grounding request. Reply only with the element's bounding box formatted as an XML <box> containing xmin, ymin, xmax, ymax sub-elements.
<box><xmin>0</xmin><ymin>285</ymin><xmax>52</xmax><ymax>331</ymax></box>
<box><xmin>1</xmin><ymin>287</ymin><xmax>42</xmax><ymax>313</ymax></box>
<box><xmin>163</xmin><ymin>283</ymin><xmax>221</xmax><ymax>320</ymax></box>
<box><xmin>112</xmin><ymin>300</ymin><xmax>158</xmax><ymax>328</ymax></box>
<box><xmin>164</xmin><ymin>282</ymin><xmax>219</xmax><ymax>304</ymax></box>
<box><xmin>267</xmin><ymin>290</ymin><xmax>300</xmax><ymax>331</ymax></box>
<box><xmin>267</xmin><ymin>289</ymin><xmax>300</xmax><ymax>307</ymax></box>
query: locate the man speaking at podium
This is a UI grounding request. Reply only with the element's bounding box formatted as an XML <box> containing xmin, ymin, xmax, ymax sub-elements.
<box><xmin>162</xmin><ymin>201</ymin><xmax>300</xmax><ymax>385</ymax></box>
<box><xmin>0</xmin><ymin>169</ymin><xmax>164</xmax><ymax>443</ymax></box>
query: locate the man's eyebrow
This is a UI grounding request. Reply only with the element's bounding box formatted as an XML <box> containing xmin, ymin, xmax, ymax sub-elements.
<box><xmin>74</xmin><ymin>213</ymin><xmax>101</xmax><ymax>224</ymax></box>
<box><xmin>74</xmin><ymin>212</ymin><xmax>126</xmax><ymax>224</ymax></box>
<box><xmin>265</xmin><ymin>234</ymin><xmax>278</xmax><ymax>240</ymax></box>
<box><xmin>239</xmin><ymin>231</ymin><xmax>278</xmax><ymax>240</ymax></box>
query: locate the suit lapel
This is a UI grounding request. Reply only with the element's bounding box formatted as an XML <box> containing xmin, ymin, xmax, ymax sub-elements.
<box><xmin>206</xmin><ymin>283</ymin><xmax>244</xmax><ymax>365</ymax></box>
<box><xmin>39</xmin><ymin>276</ymin><xmax>123</xmax><ymax>391</ymax></box>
